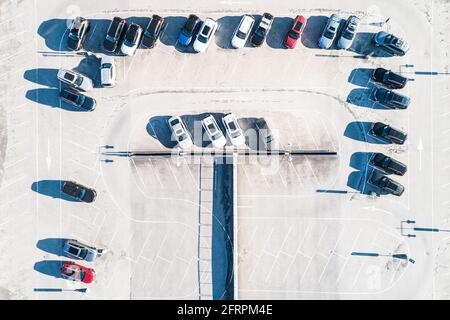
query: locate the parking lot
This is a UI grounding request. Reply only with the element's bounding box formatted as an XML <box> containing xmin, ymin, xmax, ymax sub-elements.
<box><xmin>0</xmin><ymin>0</ymin><xmax>449</xmax><ymax>299</ymax></box>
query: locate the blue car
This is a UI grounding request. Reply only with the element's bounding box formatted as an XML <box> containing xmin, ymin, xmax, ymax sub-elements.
<box><xmin>178</xmin><ymin>14</ymin><xmax>200</xmax><ymax>46</ymax></box>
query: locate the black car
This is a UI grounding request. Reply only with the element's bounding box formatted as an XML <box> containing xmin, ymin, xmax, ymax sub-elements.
<box><xmin>372</xmin><ymin>68</ymin><xmax>407</xmax><ymax>89</ymax></box>
<box><xmin>374</xmin><ymin>31</ymin><xmax>409</xmax><ymax>56</ymax></box>
<box><xmin>67</xmin><ymin>17</ymin><xmax>90</xmax><ymax>51</ymax></box>
<box><xmin>369</xmin><ymin>153</ymin><xmax>407</xmax><ymax>176</ymax></box>
<box><xmin>367</xmin><ymin>171</ymin><xmax>405</xmax><ymax>196</ymax></box>
<box><xmin>141</xmin><ymin>15</ymin><xmax>166</xmax><ymax>49</ymax></box>
<box><xmin>61</xmin><ymin>181</ymin><xmax>97</xmax><ymax>203</ymax></box>
<box><xmin>374</xmin><ymin>87</ymin><xmax>410</xmax><ymax>109</ymax></box>
<box><xmin>250</xmin><ymin>12</ymin><xmax>274</xmax><ymax>47</ymax></box>
<box><xmin>103</xmin><ymin>17</ymin><xmax>127</xmax><ymax>53</ymax></box>
<box><xmin>178</xmin><ymin>14</ymin><xmax>201</xmax><ymax>46</ymax></box>
<box><xmin>370</xmin><ymin>122</ymin><xmax>407</xmax><ymax>144</ymax></box>
<box><xmin>59</xmin><ymin>88</ymin><xmax>96</xmax><ymax>111</ymax></box>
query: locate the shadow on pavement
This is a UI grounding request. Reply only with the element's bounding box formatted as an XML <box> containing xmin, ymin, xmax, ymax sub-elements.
<box><xmin>266</xmin><ymin>17</ymin><xmax>292</xmax><ymax>49</ymax></box>
<box><xmin>36</xmin><ymin>238</ymin><xmax>67</xmax><ymax>257</ymax></box>
<box><xmin>23</xmin><ymin>68</ymin><xmax>60</xmax><ymax>88</ymax></box>
<box><xmin>301</xmin><ymin>16</ymin><xmax>328</xmax><ymax>49</ymax></box>
<box><xmin>31</xmin><ymin>180</ymin><xmax>80</xmax><ymax>202</ymax></box>
<box><xmin>215</xmin><ymin>16</ymin><xmax>242</xmax><ymax>49</ymax></box>
<box><xmin>348</xmin><ymin>68</ymin><xmax>374</xmax><ymax>87</ymax></box>
<box><xmin>160</xmin><ymin>16</ymin><xmax>186</xmax><ymax>50</ymax></box>
<box><xmin>34</xmin><ymin>260</ymin><xmax>64</xmax><ymax>279</ymax></box>
<box><xmin>349</xmin><ymin>152</ymin><xmax>375</xmax><ymax>171</ymax></box>
<box><xmin>344</xmin><ymin>121</ymin><xmax>390</xmax><ymax>144</ymax></box>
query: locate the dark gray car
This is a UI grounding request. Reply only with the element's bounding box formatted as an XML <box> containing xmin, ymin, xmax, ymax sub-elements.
<box><xmin>369</xmin><ymin>153</ymin><xmax>407</xmax><ymax>176</ymax></box>
<box><xmin>367</xmin><ymin>171</ymin><xmax>405</xmax><ymax>196</ymax></box>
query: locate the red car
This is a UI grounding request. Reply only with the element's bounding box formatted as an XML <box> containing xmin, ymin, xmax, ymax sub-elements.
<box><xmin>283</xmin><ymin>15</ymin><xmax>306</xmax><ymax>49</ymax></box>
<box><xmin>60</xmin><ymin>261</ymin><xmax>95</xmax><ymax>284</ymax></box>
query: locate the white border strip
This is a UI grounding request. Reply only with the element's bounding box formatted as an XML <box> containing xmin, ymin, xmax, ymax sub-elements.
<box><xmin>233</xmin><ymin>152</ymin><xmax>239</xmax><ymax>300</ymax></box>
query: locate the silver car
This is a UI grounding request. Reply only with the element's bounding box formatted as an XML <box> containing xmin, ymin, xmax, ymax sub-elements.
<box><xmin>318</xmin><ymin>14</ymin><xmax>343</xmax><ymax>49</ymax></box>
<box><xmin>337</xmin><ymin>15</ymin><xmax>360</xmax><ymax>49</ymax></box>
<box><xmin>62</xmin><ymin>239</ymin><xmax>106</xmax><ymax>262</ymax></box>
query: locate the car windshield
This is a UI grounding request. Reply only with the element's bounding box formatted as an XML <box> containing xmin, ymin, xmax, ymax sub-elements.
<box><xmin>64</xmin><ymin>73</ymin><xmax>75</xmax><ymax>82</ymax></box>
<box><xmin>289</xmin><ymin>30</ymin><xmax>300</xmax><ymax>39</ymax></box>
<box><xmin>207</xmin><ymin>123</ymin><xmax>217</xmax><ymax>133</ymax></box>
<box><xmin>198</xmin><ymin>34</ymin><xmax>207</xmax><ymax>43</ymax></box>
<box><xmin>236</xmin><ymin>30</ymin><xmax>247</xmax><ymax>40</ymax></box>
<box><xmin>77</xmin><ymin>94</ymin><xmax>86</xmax><ymax>106</ymax></box>
<box><xmin>68</xmin><ymin>31</ymin><xmax>79</xmax><ymax>40</ymax></box>
<box><xmin>293</xmin><ymin>21</ymin><xmax>303</xmax><ymax>32</ymax></box>
<box><xmin>179</xmin><ymin>133</ymin><xmax>188</xmax><ymax>141</ymax></box>
<box><xmin>79</xmin><ymin>271</ymin><xmax>86</xmax><ymax>280</ymax></box>
<box><xmin>342</xmin><ymin>30</ymin><xmax>354</xmax><ymax>40</ymax></box>
<box><xmin>228</xmin><ymin>122</ymin><xmax>237</xmax><ymax>131</ymax></box>
<box><xmin>324</xmin><ymin>30</ymin><xmax>335</xmax><ymax>39</ymax></box>
<box><xmin>102</xmin><ymin>63</ymin><xmax>112</xmax><ymax>69</ymax></box>
<box><xmin>74</xmin><ymin>76</ymin><xmax>83</xmax><ymax>87</ymax></box>
<box><xmin>68</xmin><ymin>246</ymin><xmax>80</xmax><ymax>256</ymax></box>
<box><xmin>255</xmin><ymin>27</ymin><xmax>265</xmax><ymax>36</ymax></box>
<box><xmin>231</xmin><ymin>131</ymin><xmax>241</xmax><ymax>139</ymax></box>
<box><xmin>79</xmin><ymin>248</ymin><xmax>89</xmax><ymax>259</ymax></box>
<box><xmin>106</xmin><ymin>34</ymin><xmax>116</xmax><ymax>42</ymax></box>
<box><xmin>170</xmin><ymin>119</ymin><xmax>180</xmax><ymax>126</ymax></box>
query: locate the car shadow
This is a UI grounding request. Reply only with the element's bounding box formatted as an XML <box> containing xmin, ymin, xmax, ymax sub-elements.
<box><xmin>36</xmin><ymin>238</ymin><xmax>68</xmax><ymax>257</ymax></box>
<box><xmin>26</xmin><ymin>88</ymin><xmax>89</xmax><ymax>112</ymax></box>
<box><xmin>73</xmin><ymin>56</ymin><xmax>101</xmax><ymax>87</ymax></box>
<box><xmin>266</xmin><ymin>17</ymin><xmax>293</xmax><ymax>49</ymax></box>
<box><xmin>34</xmin><ymin>260</ymin><xmax>64</xmax><ymax>279</ymax></box>
<box><xmin>349</xmin><ymin>152</ymin><xmax>375</xmax><ymax>171</ymax></box>
<box><xmin>301</xmin><ymin>15</ymin><xmax>328</xmax><ymax>49</ymax></box>
<box><xmin>344</xmin><ymin>121</ymin><xmax>390</xmax><ymax>144</ymax></box>
<box><xmin>215</xmin><ymin>16</ymin><xmax>242</xmax><ymax>49</ymax></box>
<box><xmin>146</xmin><ymin>116</ymin><xmax>177</xmax><ymax>149</ymax></box>
<box><xmin>348</xmin><ymin>68</ymin><xmax>374</xmax><ymax>87</ymax></box>
<box><xmin>23</xmin><ymin>68</ymin><xmax>60</xmax><ymax>88</ymax></box>
<box><xmin>31</xmin><ymin>180</ymin><xmax>80</xmax><ymax>202</ymax></box>
<box><xmin>347</xmin><ymin>87</ymin><xmax>393</xmax><ymax>110</ymax></box>
<box><xmin>348</xmin><ymin>32</ymin><xmax>376</xmax><ymax>55</ymax></box>
<box><xmin>160</xmin><ymin>16</ymin><xmax>187</xmax><ymax>49</ymax></box>
<box><xmin>236</xmin><ymin>117</ymin><xmax>260</xmax><ymax>150</ymax></box>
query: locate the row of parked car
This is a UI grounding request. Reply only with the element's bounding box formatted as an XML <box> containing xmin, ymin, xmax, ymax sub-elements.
<box><xmin>169</xmin><ymin>114</ymin><xmax>273</xmax><ymax>150</ymax></box>
<box><xmin>355</xmin><ymin>61</ymin><xmax>409</xmax><ymax>196</ymax></box>
<box><xmin>67</xmin><ymin>13</ymin><xmax>409</xmax><ymax>55</ymax></box>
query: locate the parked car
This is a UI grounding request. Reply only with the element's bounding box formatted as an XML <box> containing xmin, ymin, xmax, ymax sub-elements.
<box><xmin>61</xmin><ymin>180</ymin><xmax>97</xmax><ymax>203</ymax></box>
<box><xmin>371</xmin><ymin>68</ymin><xmax>407</xmax><ymax>89</ymax></box>
<box><xmin>141</xmin><ymin>15</ymin><xmax>166</xmax><ymax>49</ymax></box>
<box><xmin>59</xmin><ymin>88</ymin><xmax>96</xmax><ymax>111</ymax></box>
<box><xmin>374</xmin><ymin>31</ymin><xmax>409</xmax><ymax>56</ymax></box>
<box><xmin>63</xmin><ymin>239</ymin><xmax>106</xmax><ymax>262</ymax></box>
<box><xmin>193</xmin><ymin>18</ymin><xmax>218</xmax><ymax>53</ymax></box>
<box><xmin>367</xmin><ymin>171</ymin><xmax>405</xmax><ymax>196</ymax></box>
<box><xmin>250</xmin><ymin>12</ymin><xmax>274</xmax><ymax>47</ymax></box>
<box><xmin>103</xmin><ymin>17</ymin><xmax>127</xmax><ymax>53</ymax></box>
<box><xmin>168</xmin><ymin>116</ymin><xmax>193</xmax><ymax>149</ymax></box>
<box><xmin>100</xmin><ymin>55</ymin><xmax>116</xmax><ymax>87</ymax></box>
<box><xmin>337</xmin><ymin>15</ymin><xmax>360</xmax><ymax>49</ymax></box>
<box><xmin>67</xmin><ymin>16</ymin><xmax>90</xmax><ymax>51</ymax></box>
<box><xmin>202</xmin><ymin>115</ymin><xmax>226</xmax><ymax>148</ymax></box>
<box><xmin>369</xmin><ymin>152</ymin><xmax>407</xmax><ymax>176</ymax></box>
<box><xmin>60</xmin><ymin>262</ymin><xmax>95</xmax><ymax>284</ymax></box>
<box><xmin>374</xmin><ymin>87</ymin><xmax>410</xmax><ymax>109</ymax></box>
<box><xmin>222</xmin><ymin>113</ymin><xmax>245</xmax><ymax>146</ymax></box>
<box><xmin>121</xmin><ymin>23</ymin><xmax>143</xmax><ymax>56</ymax></box>
<box><xmin>255</xmin><ymin>118</ymin><xmax>273</xmax><ymax>150</ymax></box>
<box><xmin>57</xmin><ymin>69</ymin><xmax>93</xmax><ymax>92</ymax></box>
<box><xmin>318</xmin><ymin>14</ymin><xmax>342</xmax><ymax>49</ymax></box>
<box><xmin>231</xmin><ymin>15</ymin><xmax>255</xmax><ymax>49</ymax></box>
<box><xmin>283</xmin><ymin>15</ymin><xmax>306</xmax><ymax>49</ymax></box>
<box><xmin>370</xmin><ymin>122</ymin><xmax>407</xmax><ymax>144</ymax></box>
<box><xmin>178</xmin><ymin>14</ymin><xmax>201</xmax><ymax>46</ymax></box>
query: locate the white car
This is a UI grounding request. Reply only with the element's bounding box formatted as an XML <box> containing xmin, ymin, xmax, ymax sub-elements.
<box><xmin>121</xmin><ymin>23</ymin><xmax>142</xmax><ymax>56</ymax></box>
<box><xmin>337</xmin><ymin>15</ymin><xmax>360</xmax><ymax>49</ymax></box>
<box><xmin>57</xmin><ymin>69</ymin><xmax>93</xmax><ymax>91</ymax></box>
<box><xmin>222</xmin><ymin>113</ymin><xmax>245</xmax><ymax>146</ymax></box>
<box><xmin>231</xmin><ymin>15</ymin><xmax>255</xmax><ymax>49</ymax></box>
<box><xmin>202</xmin><ymin>115</ymin><xmax>226</xmax><ymax>148</ymax></box>
<box><xmin>168</xmin><ymin>116</ymin><xmax>193</xmax><ymax>149</ymax></box>
<box><xmin>318</xmin><ymin>14</ymin><xmax>343</xmax><ymax>49</ymax></box>
<box><xmin>100</xmin><ymin>55</ymin><xmax>116</xmax><ymax>87</ymax></box>
<box><xmin>193</xmin><ymin>18</ymin><xmax>218</xmax><ymax>53</ymax></box>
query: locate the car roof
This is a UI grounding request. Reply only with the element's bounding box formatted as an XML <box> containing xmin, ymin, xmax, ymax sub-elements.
<box><xmin>239</xmin><ymin>15</ymin><xmax>254</xmax><ymax>30</ymax></box>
